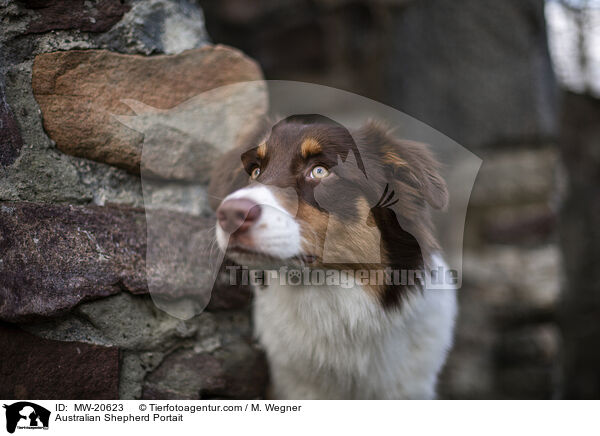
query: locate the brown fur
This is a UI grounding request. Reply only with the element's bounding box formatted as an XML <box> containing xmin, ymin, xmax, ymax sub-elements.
<box><xmin>256</xmin><ymin>142</ymin><xmax>267</xmax><ymax>159</ymax></box>
<box><xmin>300</xmin><ymin>138</ymin><xmax>322</xmax><ymax>158</ymax></box>
<box><xmin>208</xmin><ymin>114</ymin><xmax>448</xmax><ymax>309</ymax></box>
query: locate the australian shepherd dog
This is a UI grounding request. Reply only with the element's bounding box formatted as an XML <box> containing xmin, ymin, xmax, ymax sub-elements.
<box><xmin>209</xmin><ymin>114</ymin><xmax>457</xmax><ymax>399</ymax></box>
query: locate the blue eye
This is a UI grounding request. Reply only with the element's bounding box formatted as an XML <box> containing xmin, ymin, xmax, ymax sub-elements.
<box><xmin>310</xmin><ymin>166</ymin><xmax>330</xmax><ymax>179</ymax></box>
<box><xmin>251</xmin><ymin>167</ymin><xmax>261</xmax><ymax>179</ymax></box>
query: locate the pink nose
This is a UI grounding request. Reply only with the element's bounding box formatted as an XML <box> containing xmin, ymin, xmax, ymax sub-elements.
<box><xmin>217</xmin><ymin>198</ymin><xmax>262</xmax><ymax>234</ymax></box>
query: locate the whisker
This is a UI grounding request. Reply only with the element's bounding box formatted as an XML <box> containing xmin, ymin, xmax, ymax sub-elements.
<box><xmin>207</xmin><ymin>193</ymin><xmax>226</xmax><ymax>202</ymax></box>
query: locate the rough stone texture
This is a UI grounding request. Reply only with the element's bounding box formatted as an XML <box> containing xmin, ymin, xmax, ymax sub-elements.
<box><xmin>32</xmin><ymin>46</ymin><xmax>266</xmax><ymax>178</ymax></box>
<box><xmin>0</xmin><ymin>202</ymin><xmax>147</xmax><ymax>322</ymax></box>
<box><xmin>142</xmin><ymin>341</ymin><xmax>268</xmax><ymax>399</ymax></box>
<box><xmin>141</xmin><ymin>317</ymin><xmax>267</xmax><ymax>399</ymax></box>
<box><xmin>142</xmin><ymin>350</ymin><xmax>226</xmax><ymax>399</ymax></box>
<box><xmin>0</xmin><ymin>150</ymin><xmax>92</xmax><ymax>203</ymax></box>
<box><xmin>558</xmin><ymin>92</ymin><xmax>600</xmax><ymax>399</ymax></box>
<box><xmin>97</xmin><ymin>0</ymin><xmax>210</xmax><ymax>55</ymax></box>
<box><xmin>0</xmin><ymin>201</ymin><xmax>249</xmax><ymax>322</ymax></box>
<box><xmin>0</xmin><ymin>0</ymin><xmax>213</xmax><ymax>206</ymax></box>
<box><xmin>21</xmin><ymin>293</ymin><xmax>264</xmax><ymax>400</ymax></box>
<box><xmin>207</xmin><ymin>337</ymin><xmax>268</xmax><ymax>399</ymax></box>
<box><xmin>0</xmin><ymin>80</ymin><xmax>23</xmax><ymax>166</ymax></box>
<box><xmin>0</xmin><ymin>0</ymin><xmax>267</xmax><ymax>401</ymax></box>
<box><xmin>22</xmin><ymin>0</ymin><xmax>130</xmax><ymax>34</ymax></box>
<box><xmin>23</xmin><ymin>293</ymin><xmax>200</xmax><ymax>349</ymax></box>
<box><xmin>0</xmin><ymin>323</ymin><xmax>119</xmax><ymax>399</ymax></box>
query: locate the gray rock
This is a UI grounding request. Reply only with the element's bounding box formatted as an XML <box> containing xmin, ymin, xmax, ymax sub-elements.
<box><xmin>119</xmin><ymin>351</ymin><xmax>167</xmax><ymax>399</ymax></box>
<box><xmin>97</xmin><ymin>0</ymin><xmax>210</xmax><ymax>55</ymax></box>
<box><xmin>0</xmin><ymin>0</ymin><xmax>212</xmax><ymax>206</ymax></box>
<box><xmin>72</xmin><ymin>158</ymin><xmax>144</xmax><ymax>208</ymax></box>
<box><xmin>76</xmin><ymin>293</ymin><xmax>200</xmax><ymax>350</ymax></box>
<box><xmin>0</xmin><ymin>150</ymin><xmax>92</xmax><ymax>203</ymax></box>
<box><xmin>23</xmin><ymin>293</ymin><xmax>203</xmax><ymax>350</ymax></box>
<box><xmin>0</xmin><ymin>0</ymin><xmax>269</xmax><ymax>402</ymax></box>
<box><xmin>0</xmin><ymin>79</ymin><xmax>23</xmax><ymax>166</ymax></box>
<box><xmin>142</xmin><ymin>339</ymin><xmax>268</xmax><ymax>399</ymax></box>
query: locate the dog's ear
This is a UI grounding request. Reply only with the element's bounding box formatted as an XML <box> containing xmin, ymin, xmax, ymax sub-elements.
<box><xmin>388</xmin><ymin>139</ymin><xmax>448</xmax><ymax>210</ymax></box>
<box><xmin>358</xmin><ymin>121</ymin><xmax>449</xmax><ymax>210</ymax></box>
<box><xmin>207</xmin><ymin>146</ymin><xmax>250</xmax><ymax>211</ymax></box>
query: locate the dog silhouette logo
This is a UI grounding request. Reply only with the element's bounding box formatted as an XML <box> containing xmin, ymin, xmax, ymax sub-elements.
<box><xmin>3</xmin><ymin>402</ymin><xmax>50</xmax><ymax>433</ymax></box>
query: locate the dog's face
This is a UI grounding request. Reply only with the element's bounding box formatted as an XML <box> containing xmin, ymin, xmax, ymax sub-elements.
<box><xmin>211</xmin><ymin>115</ymin><xmax>448</xmax><ymax>280</ymax></box>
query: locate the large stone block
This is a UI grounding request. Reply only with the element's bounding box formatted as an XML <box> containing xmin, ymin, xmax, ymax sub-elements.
<box><xmin>0</xmin><ymin>202</ymin><xmax>147</xmax><ymax>322</ymax></box>
<box><xmin>32</xmin><ymin>46</ymin><xmax>266</xmax><ymax>180</ymax></box>
<box><xmin>141</xmin><ymin>339</ymin><xmax>267</xmax><ymax>399</ymax></box>
<box><xmin>0</xmin><ymin>323</ymin><xmax>119</xmax><ymax>399</ymax></box>
<box><xmin>0</xmin><ymin>202</ymin><xmax>250</xmax><ymax>322</ymax></box>
<box><xmin>22</xmin><ymin>0</ymin><xmax>130</xmax><ymax>34</ymax></box>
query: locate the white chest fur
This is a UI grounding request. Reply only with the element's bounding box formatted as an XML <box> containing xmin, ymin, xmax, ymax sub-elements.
<box><xmin>252</xmin><ymin>263</ymin><xmax>457</xmax><ymax>399</ymax></box>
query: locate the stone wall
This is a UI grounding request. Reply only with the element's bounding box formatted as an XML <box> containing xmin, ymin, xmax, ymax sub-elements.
<box><xmin>0</xmin><ymin>0</ymin><xmax>267</xmax><ymax>399</ymax></box>
<box><xmin>1</xmin><ymin>0</ymin><xmax>571</xmax><ymax>400</ymax></box>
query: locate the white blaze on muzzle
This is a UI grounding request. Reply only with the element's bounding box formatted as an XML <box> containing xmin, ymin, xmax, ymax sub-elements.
<box><xmin>216</xmin><ymin>185</ymin><xmax>302</xmax><ymax>260</ymax></box>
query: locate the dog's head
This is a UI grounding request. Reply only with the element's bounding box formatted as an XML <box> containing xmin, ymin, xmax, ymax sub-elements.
<box><xmin>209</xmin><ymin>114</ymin><xmax>448</xmax><ymax>293</ymax></box>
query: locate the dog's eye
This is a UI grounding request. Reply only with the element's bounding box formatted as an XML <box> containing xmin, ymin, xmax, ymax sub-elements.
<box><xmin>310</xmin><ymin>165</ymin><xmax>329</xmax><ymax>179</ymax></box>
<box><xmin>250</xmin><ymin>166</ymin><xmax>261</xmax><ymax>179</ymax></box>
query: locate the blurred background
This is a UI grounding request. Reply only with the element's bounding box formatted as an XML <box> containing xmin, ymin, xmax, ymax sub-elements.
<box><xmin>0</xmin><ymin>0</ymin><xmax>598</xmax><ymax>399</ymax></box>
<box><xmin>199</xmin><ymin>0</ymin><xmax>600</xmax><ymax>398</ymax></box>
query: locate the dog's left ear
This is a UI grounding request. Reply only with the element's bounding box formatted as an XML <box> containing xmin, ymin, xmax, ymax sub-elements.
<box><xmin>358</xmin><ymin>122</ymin><xmax>449</xmax><ymax>210</ymax></box>
<box><xmin>389</xmin><ymin>139</ymin><xmax>448</xmax><ymax>210</ymax></box>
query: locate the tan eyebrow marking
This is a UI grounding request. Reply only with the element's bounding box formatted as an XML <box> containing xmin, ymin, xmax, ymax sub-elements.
<box><xmin>383</xmin><ymin>151</ymin><xmax>408</xmax><ymax>168</ymax></box>
<box><xmin>257</xmin><ymin>142</ymin><xmax>267</xmax><ymax>159</ymax></box>
<box><xmin>301</xmin><ymin>138</ymin><xmax>322</xmax><ymax>158</ymax></box>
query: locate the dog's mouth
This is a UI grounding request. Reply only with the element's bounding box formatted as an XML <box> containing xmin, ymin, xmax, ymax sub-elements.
<box><xmin>227</xmin><ymin>244</ymin><xmax>317</xmax><ymax>265</ymax></box>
